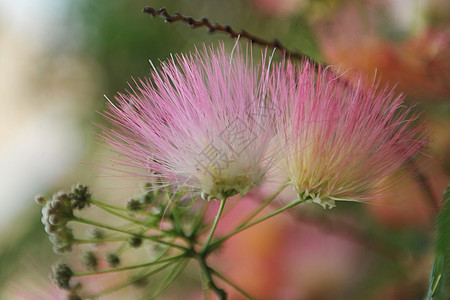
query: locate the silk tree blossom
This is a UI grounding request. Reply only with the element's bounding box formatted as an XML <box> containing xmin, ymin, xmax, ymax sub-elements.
<box><xmin>101</xmin><ymin>44</ymin><xmax>278</xmax><ymax>201</ymax></box>
<box><xmin>273</xmin><ymin>62</ymin><xmax>428</xmax><ymax>209</ymax></box>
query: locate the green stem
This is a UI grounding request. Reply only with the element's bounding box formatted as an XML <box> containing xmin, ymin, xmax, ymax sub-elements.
<box><xmin>210</xmin><ymin>199</ymin><xmax>302</xmax><ymax>250</ymax></box>
<box><xmin>73</xmin><ymin>254</ymin><xmax>184</xmax><ymax>277</ymax></box>
<box><xmin>72</xmin><ymin>217</ymin><xmax>188</xmax><ymax>251</ymax></box>
<box><xmin>201</xmin><ymin>198</ymin><xmax>226</xmax><ymax>253</ymax></box>
<box><xmin>210</xmin><ymin>268</ymin><xmax>255</xmax><ymax>300</ymax></box>
<box><xmin>73</xmin><ymin>238</ymin><xmax>127</xmax><ymax>244</ymax></box>
<box><xmin>87</xmin><ymin>260</ymin><xmax>178</xmax><ymax>298</ymax></box>
<box><xmin>89</xmin><ymin>199</ymin><xmax>129</xmax><ymax>212</ymax></box>
<box><xmin>92</xmin><ymin>202</ymin><xmax>146</xmax><ymax>226</ymax></box>
<box><xmin>191</xmin><ymin>200</ymin><xmax>209</xmax><ymax>237</ymax></box>
<box><xmin>198</xmin><ymin>256</ymin><xmax>227</xmax><ymax>300</ymax></box>
<box><xmin>238</xmin><ymin>184</ymin><xmax>288</xmax><ymax>228</ymax></box>
<box><xmin>114</xmin><ymin>226</ymin><xmax>161</xmax><ymax>256</ymax></box>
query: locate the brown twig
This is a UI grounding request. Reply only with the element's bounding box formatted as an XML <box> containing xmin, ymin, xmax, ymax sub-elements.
<box><xmin>142</xmin><ymin>6</ymin><xmax>307</xmax><ymax>61</ymax></box>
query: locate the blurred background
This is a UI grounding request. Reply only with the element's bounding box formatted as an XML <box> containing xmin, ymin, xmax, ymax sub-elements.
<box><xmin>0</xmin><ymin>0</ymin><xmax>448</xmax><ymax>299</ymax></box>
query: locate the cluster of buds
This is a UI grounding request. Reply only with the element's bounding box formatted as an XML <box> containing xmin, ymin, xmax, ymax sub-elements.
<box><xmin>38</xmin><ymin>184</ymin><xmax>188</xmax><ymax>298</ymax></box>
<box><xmin>36</xmin><ymin>184</ymin><xmax>91</xmax><ymax>253</ymax></box>
<box><xmin>39</xmin><ymin>192</ymin><xmax>74</xmax><ymax>253</ymax></box>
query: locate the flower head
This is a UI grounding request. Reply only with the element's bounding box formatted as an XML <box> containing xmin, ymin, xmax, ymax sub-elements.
<box><xmin>274</xmin><ymin>62</ymin><xmax>428</xmax><ymax>208</ymax></box>
<box><xmin>102</xmin><ymin>44</ymin><xmax>277</xmax><ymax>200</ymax></box>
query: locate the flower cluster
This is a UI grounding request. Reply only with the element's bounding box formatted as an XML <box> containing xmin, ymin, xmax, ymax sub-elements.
<box><xmin>102</xmin><ymin>43</ymin><xmax>427</xmax><ymax>208</ymax></box>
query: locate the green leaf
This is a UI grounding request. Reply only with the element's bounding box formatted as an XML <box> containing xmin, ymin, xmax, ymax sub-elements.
<box><xmin>427</xmin><ymin>185</ymin><xmax>450</xmax><ymax>300</ymax></box>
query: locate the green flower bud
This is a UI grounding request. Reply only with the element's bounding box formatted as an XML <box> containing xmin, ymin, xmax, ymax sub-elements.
<box><xmin>88</xmin><ymin>228</ymin><xmax>105</xmax><ymax>241</ymax></box>
<box><xmin>34</xmin><ymin>195</ymin><xmax>47</xmax><ymax>206</ymax></box>
<box><xmin>106</xmin><ymin>253</ymin><xmax>120</xmax><ymax>267</ymax></box>
<box><xmin>129</xmin><ymin>236</ymin><xmax>143</xmax><ymax>248</ymax></box>
<box><xmin>69</xmin><ymin>184</ymin><xmax>91</xmax><ymax>210</ymax></box>
<box><xmin>52</xmin><ymin>263</ymin><xmax>73</xmax><ymax>290</ymax></box>
<box><xmin>81</xmin><ymin>250</ymin><xmax>97</xmax><ymax>270</ymax></box>
<box><xmin>127</xmin><ymin>199</ymin><xmax>142</xmax><ymax>211</ymax></box>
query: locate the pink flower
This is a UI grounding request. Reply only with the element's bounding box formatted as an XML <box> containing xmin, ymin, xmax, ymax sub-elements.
<box><xmin>273</xmin><ymin>62</ymin><xmax>428</xmax><ymax>208</ymax></box>
<box><xmin>101</xmin><ymin>44</ymin><xmax>277</xmax><ymax>200</ymax></box>
<box><xmin>249</xmin><ymin>0</ymin><xmax>306</xmax><ymax>16</ymax></box>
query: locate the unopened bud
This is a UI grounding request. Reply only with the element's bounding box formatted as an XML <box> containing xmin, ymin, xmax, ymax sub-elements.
<box><xmin>129</xmin><ymin>236</ymin><xmax>143</xmax><ymax>248</ymax></box>
<box><xmin>67</xmin><ymin>292</ymin><xmax>82</xmax><ymax>300</ymax></box>
<box><xmin>81</xmin><ymin>250</ymin><xmax>97</xmax><ymax>270</ymax></box>
<box><xmin>69</xmin><ymin>184</ymin><xmax>91</xmax><ymax>210</ymax></box>
<box><xmin>51</xmin><ymin>198</ymin><xmax>64</xmax><ymax>210</ymax></box>
<box><xmin>88</xmin><ymin>228</ymin><xmax>105</xmax><ymax>241</ymax></box>
<box><xmin>201</xmin><ymin>191</ymin><xmax>210</xmax><ymax>201</ymax></box>
<box><xmin>45</xmin><ymin>223</ymin><xmax>57</xmax><ymax>234</ymax></box>
<box><xmin>34</xmin><ymin>195</ymin><xmax>47</xmax><ymax>206</ymax></box>
<box><xmin>127</xmin><ymin>199</ymin><xmax>142</xmax><ymax>211</ymax></box>
<box><xmin>52</xmin><ymin>263</ymin><xmax>73</xmax><ymax>290</ymax></box>
<box><xmin>55</xmin><ymin>192</ymin><xmax>70</xmax><ymax>202</ymax></box>
<box><xmin>49</xmin><ymin>214</ymin><xmax>61</xmax><ymax>226</ymax></box>
<box><xmin>106</xmin><ymin>253</ymin><xmax>120</xmax><ymax>267</ymax></box>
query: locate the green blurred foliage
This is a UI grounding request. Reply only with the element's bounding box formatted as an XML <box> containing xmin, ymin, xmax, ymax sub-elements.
<box><xmin>428</xmin><ymin>186</ymin><xmax>450</xmax><ymax>300</ymax></box>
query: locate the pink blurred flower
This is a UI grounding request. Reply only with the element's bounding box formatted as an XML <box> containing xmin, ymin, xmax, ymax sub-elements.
<box><xmin>249</xmin><ymin>0</ymin><xmax>306</xmax><ymax>16</ymax></box>
<box><xmin>211</xmin><ymin>193</ymin><xmax>363</xmax><ymax>299</ymax></box>
<box><xmin>101</xmin><ymin>44</ymin><xmax>278</xmax><ymax>200</ymax></box>
<box><xmin>273</xmin><ymin>62</ymin><xmax>428</xmax><ymax>208</ymax></box>
<box><xmin>315</xmin><ymin>2</ymin><xmax>450</xmax><ymax>101</ymax></box>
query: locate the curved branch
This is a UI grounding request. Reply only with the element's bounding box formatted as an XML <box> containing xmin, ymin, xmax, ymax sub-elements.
<box><xmin>142</xmin><ymin>6</ymin><xmax>307</xmax><ymax>61</ymax></box>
